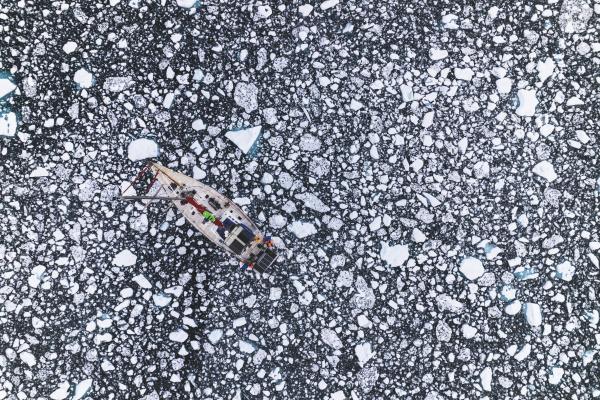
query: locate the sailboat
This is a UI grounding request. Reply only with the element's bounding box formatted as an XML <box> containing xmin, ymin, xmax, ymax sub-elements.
<box><xmin>121</xmin><ymin>161</ymin><xmax>278</xmax><ymax>273</ymax></box>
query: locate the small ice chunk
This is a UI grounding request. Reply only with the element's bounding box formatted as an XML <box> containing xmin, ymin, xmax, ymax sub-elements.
<box><xmin>63</xmin><ymin>41</ymin><xmax>77</xmax><ymax>54</ymax></box>
<box><xmin>380</xmin><ymin>242</ymin><xmax>409</xmax><ymax>267</ymax></box>
<box><xmin>153</xmin><ymin>293</ymin><xmax>172</xmax><ymax>307</ymax></box>
<box><xmin>505</xmin><ymin>300</ymin><xmax>522</xmax><ymax>315</ymax></box>
<box><xmin>473</xmin><ymin>161</ymin><xmax>490</xmax><ymax>179</ymax></box>
<box><xmin>480</xmin><ymin>367</ymin><xmax>492</xmax><ymax>391</ymax></box>
<box><xmin>422</xmin><ymin>111</ymin><xmax>434</xmax><ymax>128</ymax></box>
<box><xmin>132</xmin><ymin>274</ymin><xmax>152</xmax><ymax>289</ymax></box>
<box><xmin>548</xmin><ymin>367</ymin><xmax>564</xmax><ymax>384</ymax></box>
<box><xmin>0</xmin><ymin>78</ymin><xmax>17</xmax><ymax>98</ymax></box>
<box><xmin>496</xmin><ymin>77</ymin><xmax>512</xmax><ymax>94</ymax></box>
<box><xmin>298</xmin><ymin>4</ymin><xmax>313</xmax><ymax>16</ymax></box>
<box><xmin>556</xmin><ymin>261</ymin><xmax>575</xmax><ymax>281</ymax></box>
<box><xmin>532</xmin><ymin>161</ymin><xmax>557</xmax><ymax>182</ymax></box>
<box><xmin>0</xmin><ymin>112</ymin><xmax>17</xmax><ymax>137</ymax></box>
<box><xmin>537</xmin><ymin>58</ymin><xmax>555</xmax><ymax>83</ymax></box>
<box><xmin>321</xmin><ymin>328</ymin><xmax>343</xmax><ymax>349</ymax></box>
<box><xmin>462</xmin><ymin>324</ymin><xmax>477</xmax><ymax>339</ymax></box>
<box><xmin>225</xmin><ymin>126</ymin><xmax>261</xmax><ymax>154</ymax></box>
<box><xmin>103</xmin><ymin>76</ymin><xmax>133</xmax><ymax>92</ymax></box>
<box><xmin>559</xmin><ymin>0</ymin><xmax>592</xmax><ymax>33</ymax></box>
<box><xmin>208</xmin><ymin>329</ymin><xmax>223</xmax><ymax>344</ymax></box>
<box><xmin>459</xmin><ymin>257</ymin><xmax>484</xmax><ymax>280</ymax></box>
<box><xmin>239</xmin><ymin>340</ymin><xmax>256</xmax><ymax>353</ymax></box>
<box><xmin>336</xmin><ymin>271</ymin><xmax>353</xmax><ymax>288</ymax></box>
<box><xmin>176</xmin><ymin>0</ymin><xmax>197</xmax><ymax>7</ymax></box>
<box><xmin>524</xmin><ymin>303</ymin><xmax>542</xmax><ymax>327</ymax></box>
<box><xmin>295</xmin><ymin>192</ymin><xmax>330</xmax><ymax>212</ymax></box>
<box><xmin>516</xmin><ymin>89</ymin><xmax>538</xmax><ymax>116</ymax></box>
<box><xmin>74</xmin><ymin>68</ymin><xmax>93</xmax><ymax>88</ymax></box>
<box><xmin>127</xmin><ymin>138</ymin><xmax>159</xmax><ymax>161</ymax></box>
<box><xmin>19</xmin><ymin>351</ymin><xmax>36</xmax><ymax>366</ymax></box>
<box><xmin>320</xmin><ymin>0</ymin><xmax>339</xmax><ymax>10</ymax></box>
<box><xmin>30</xmin><ymin>166</ymin><xmax>49</xmax><ymax>178</ymax></box>
<box><xmin>169</xmin><ymin>330</ymin><xmax>189</xmax><ymax>343</ymax></box>
<box><xmin>514</xmin><ymin>344</ymin><xmax>531</xmax><ymax>361</ymax></box>
<box><xmin>400</xmin><ymin>84</ymin><xmax>414</xmax><ymax>102</ymax></box>
<box><xmin>566</xmin><ymin>96</ymin><xmax>584</xmax><ymax>106</ymax></box>
<box><xmin>330</xmin><ymin>391</ymin><xmax>346</xmax><ymax>400</ymax></box>
<box><xmin>112</xmin><ymin>249</ymin><xmax>137</xmax><ymax>267</ymax></box>
<box><xmin>192</xmin><ymin>118</ymin><xmax>206</xmax><ymax>131</ymax></box>
<box><xmin>436</xmin><ymin>294</ymin><xmax>464</xmax><ymax>313</ymax></box>
<box><xmin>357</xmin><ymin>314</ymin><xmax>372</xmax><ymax>328</ymax></box>
<box><xmin>454</xmin><ymin>67</ymin><xmax>474</xmax><ymax>81</ymax></box>
<box><xmin>50</xmin><ymin>382</ymin><xmax>70</xmax><ymax>400</ymax></box>
<box><xmin>288</xmin><ymin>221</ymin><xmax>317</xmax><ymax>238</ymax></box>
<box><xmin>355</xmin><ymin>343</ymin><xmax>374</xmax><ymax>367</ymax></box>
<box><xmin>233</xmin><ymin>82</ymin><xmax>258</xmax><ymax>113</ymax></box>
<box><xmin>73</xmin><ymin>379</ymin><xmax>93</xmax><ymax>400</ymax></box>
<box><xmin>429</xmin><ymin>48</ymin><xmax>448</xmax><ymax>60</ymax></box>
<box><xmin>435</xmin><ymin>321</ymin><xmax>452</xmax><ymax>342</ymax></box>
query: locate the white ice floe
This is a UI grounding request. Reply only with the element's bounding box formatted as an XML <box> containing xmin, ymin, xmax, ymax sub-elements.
<box><xmin>169</xmin><ymin>330</ymin><xmax>188</xmax><ymax>343</ymax></box>
<box><xmin>226</xmin><ymin>126</ymin><xmax>261</xmax><ymax>154</ymax></box>
<box><xmin>153</xmin><ymin>293</ymin><xmax>172</xmax><ymax>307</ymax></box>
<box><xmin>462</xmin><ymin>324</ymin><xmax>478</xmax><ymax>339</ymax></box>
<box><xmin>548</xmin><ymin>367</ymin><xmax>564</xmax><ymax>384</ymax></box>
<box><xmin>532</xmin><ymin>160</ymin><xmax>557</xmax><ymax>182</ymax></box>
<box><xmin>208</xmin><ymin>329</ymin><xmax>223</xmax><ymax>344</ymax></box>
<box><xmin>176</xmin><ymin>0</ymin><xmax>197</xmax><ymax>7</ymax></box>
<box><xmin>459</xmin><ymin>257</ymin><xmax>484</xmax><ymax>280</ymax></box>
<box><xmin>514</xmin><ymin>343</ymin><xmax>531</xmax><ymax>361</ymax></box>
<box><xmin>350</xmin><ymin>99</ymin><xmax>364</xmax><ymax>110</ymax></box>
<box><xmin>537</xmin><ymin>58</ymin><xmax>555</xmax><ymax>83</ymax></box>
<box><xmin>73</xmin><ymin>379</ymin><xmax>93</xmax><ymax>400</ymax></box>
<box><xmin>436</xmin><ymin>294</ymin><xmax>464</xmax><ymax>313</ymax></box>
<box><xmin>355</xmin><ymin>342</ymin><xmax>374</xmax><ymax>367</ymax></box>
<box><xmin>132</xmin><ymin>274</ymin><xmax>152</xmax><ymax>289</ymax></box>
<box><xmin>516</xmin><ymin>89</ymin><xmax>538</xmax><ymax>116</ymax></box>
<box><xmin>422</xmin><ymin>111</ymin><xmax>434</xmax><ymax>128</ymax></box>
<box><xmin>556</xmin><ymin>261</ymin><xmax>575</xmax><ymax>281</ymax></box>
<box><xmin>239</xmin><ymin>340</ymin><xmax>256</xmax><ymax>353</ymax></box>
<box><xmin>192</xmin><ymin>118</ymin><xmax>206</xmax><ymax>131</ymax></box>
<box><xmin>321</xmin><ymin>328</ymin><xmax>343</xmax><ymax>349</ymax></box>
<box><xmin>74</xmin><ymin>68</ymin><xmax>93</xmax><ymax>88</ymax></box>
<box><xmin>566</xmin><ymin>96</ymin><xmax>584</xmax><ymax>106</ymax></box>
<box><xmin>496</xmin><ymin>77</ymin><xmax>512</xmax><ymax>94</ymax></box>
<box><xmin>19</xmin><ymin>351</ymin><xmax>36</xmax><ymax>366</ymax></box>
<box><xmin>0</xmin><ymin>78</ymin><xmax>16</xmax><ymax>99</ymax></box>
<box><xmin>454</xmin><ymin>67</ymin><xmax>473</xmax><ymax>81</ymax></box>
<box><xmin>298</xmin><ymin>4</ymin><xmax>313</xmax><ymax>16</ymax></box>
<box><xmin>295</xmin><ymin>192</ymin><xmax>330</xmax><ymax>212</ymax></box>
<box><xmin>233</xmin><ymin>82</ymin><xmax>258</xmax><ymax>113</ymax></box>
<box><xmin>429</xmin><ymin>48</ymin><xmax>448</xmax><ymax>60</ymax></box>
<box><xmin>380</xmin><ymin>242</ymin><xmax>409</xmax><ymax>267</ymax></box>
<box><xmin>112</xmin><ymin>249</ymin><xmax>137</xmax><ymax>267</ymax></box>
<box><xmin>559</xmin><ymin>0</ymin><xmax>592</xmax><ymax>33</ymax></box>
<box><xmin>0</xmin><ymin>112</ymin><xmax>17</xmax><ymax>137</ymax></box>
<box><xmin>524</xmin><ymin>303</ymin><xmax>542</xmax><ymax>327</ymax></box>
<box><xmin>103</xmin><ymin>76</ymin><xmax>133</xmax><ymax>92</ymax></box>
<box><xmin>63</xmin><ymin>41</ymin><xmax>77</xmax><ymax>54</ymax></box>
<box><xmin>30</xmin><ymin>166</ymin><xmax>49</xmax><ymax>178</ymax></box>
<box><xmin>50</xmin><ymin>382</ymin><xmax>70</xmax><ymax>400</ymax></box>
<box><xmin>288</xmin><ymin>221</ymin><xmax>317</xmax><ymax>238</ymax></box>
<box><xmin>473</xmin><ymin>161</ymin><xmax>490</xmax><ymax>179</ymax></box>
<box><xmin>480</xmin><ymin>367</ymin><xmax>492</xmax><ymax>391</ymax></box>
<box><xmin>320</xmin><ymin>0</ymin><xmax>339</xmax><ymax>10</ymax></box>
<box><xmin>127</xmin><ymin>138</ymin><xmax>159</xmax><ymax>161</ymax></box>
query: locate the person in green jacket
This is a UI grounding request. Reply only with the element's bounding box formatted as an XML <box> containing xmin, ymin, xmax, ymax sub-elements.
<box><xmin>202</xmin><ymin>210</ymin><xmax>216</xmax><ymax>222</ymax></box>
